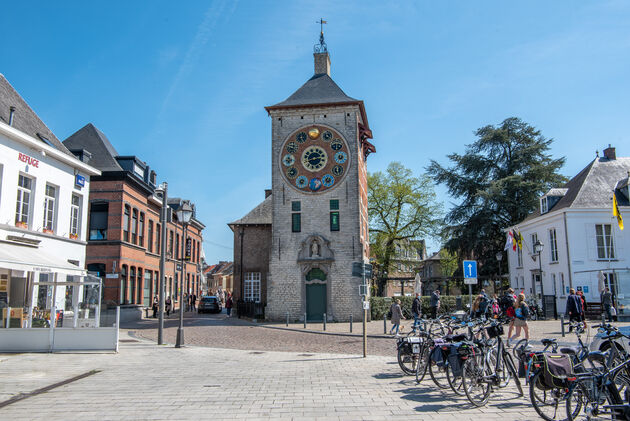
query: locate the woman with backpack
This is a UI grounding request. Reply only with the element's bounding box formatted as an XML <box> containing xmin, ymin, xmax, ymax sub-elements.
<box><xmin>508</xmin><ymin>293</ymin><xmax>530</xmax><ymax>346</ymax></box>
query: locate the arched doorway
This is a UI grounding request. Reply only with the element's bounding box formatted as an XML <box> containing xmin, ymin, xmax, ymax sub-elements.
<box><xmin>306</xmin><ymin>268</ymin><xmax>327</xmax><ymax>321</ymax></box>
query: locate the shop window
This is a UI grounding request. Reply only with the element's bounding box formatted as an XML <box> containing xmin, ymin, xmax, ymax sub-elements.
<box><xmin>139</xmin><ymin>212</ymin><xmax>145</xmax><ymax>247</ymax></box>
<box><xmin>137</xmin><ymin>268</ymin><xmax>143</xmax><ymax>304</ymax></box>
<box><xmin>330</xmin><ymin>211</ymin><xmax>340</xmax><ymax>231</ymax></box>
<box><xmin>174</xmin><ymin>273</ymin><xmax>179</xmax><ymax>301</ymax></box>
<box><xmin>70</xmin><ymin>194</ymin><xmax>81</xmax><ymax>239</ymax></box>
<box><xmin>144</xmin><ymin>270</ymin><xmax>152</xmax><ymax>305</ymax></box>
<box><xmin>89</xmin><ymin>202</ymin><xmax>108</xmax><ymax>240</ymax></box>
<box><xmin>244</xmin><ymin>272</ymin><xmax>261</xmax><ymax>303</ymax></box>
<box><xmin>130</xmin><ymin>267</ymin><xmax>136</xmax><ymax>304</ymax></box>
<box><xmin>120</xmin><ymin>265</ymin><xmax>128</xmax><ymax>304</ymax></box>
<box><xmin>42</xmin><ymin>184</ymin><xmax>57</xmax><ymax>233</ymax></box>
<box><xmin>132</xmin><ymin>209</ymin><xmax>138</xmax><ymax>244</ymax></box>
<box><xmin>123</xmin><ymin>204</ymin><xmax>130</xmax><ymax>242</ymax></box>
<box><xmin>15</xmin><ymin>174</ymin><xmax>33</xmax><ymax>227</ymax></box>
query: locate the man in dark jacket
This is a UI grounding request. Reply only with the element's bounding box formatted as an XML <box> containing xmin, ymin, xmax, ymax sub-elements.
<box><xmin>430</xmin><ymin>290</ymin><xmax>440</xmax><ymax>319</ymax></box>
<box><xmin>601</xmin><ymin>287</ymin><xmax>613</xmax><ymax>321</ymax></box>
<box><xmin>411</xmin><ymin>293</ymin><xmax>421</xmax><ymax>329</ymax></box>
<box><xmin>566</xmin><ymin>288</ymin><xmax>583</xmax><ymax>326</ymax></box>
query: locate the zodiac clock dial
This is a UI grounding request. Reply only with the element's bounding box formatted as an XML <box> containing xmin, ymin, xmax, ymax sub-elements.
<box><xmin>279</xmin><ymin>125</ymin><xmax>350</xmax><ymax>194</ymax></box>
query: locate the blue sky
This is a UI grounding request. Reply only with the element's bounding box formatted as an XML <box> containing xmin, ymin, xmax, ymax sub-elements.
<box><xmin>2</xmin><ymin>1</ymin><xmax>629</xmax><ymax>262</ymax></box>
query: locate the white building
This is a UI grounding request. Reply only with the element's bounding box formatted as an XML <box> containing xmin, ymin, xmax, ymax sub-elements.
<box><xmin>0</xmin><ymin>74</ymin><xmax>100</xmax><ymax>334</ymax></box>
<box><xmin>507</xmin><ymin>146</ymin><xmax>629</xmax><ymax>320</ymax></box>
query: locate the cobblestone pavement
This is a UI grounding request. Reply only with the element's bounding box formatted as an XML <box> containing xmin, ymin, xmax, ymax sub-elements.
<box><xmin>1</xmin><ymin>333</ymin><xmax>539</xmax><ymax>421</ymax></box>
<box><xmin>126</xmin><ymin>311</ymin><xmax>630</xmax><ymax>356</ymax></box>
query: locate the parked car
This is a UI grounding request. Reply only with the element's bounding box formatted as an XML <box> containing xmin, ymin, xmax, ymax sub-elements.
<box><xmin>198</xmin><ymin>296</ymin><xmax>222</xmax><ymax>314</ymax></box>
<box><xmin>589</xmin><ymin>324</ymin><xmax>630</xmax><ymax>354</ymax></box>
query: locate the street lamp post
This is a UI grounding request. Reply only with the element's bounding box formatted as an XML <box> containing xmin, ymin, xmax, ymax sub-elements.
<box><xmin>495</xmin><ymin>251</ymin><xmax>503</xmax><ymax>294</ymax></box>
<box><xmin>534</xmin><ymin>240</ymin><xmax>545</xmax><ymax>318</ymax></box>
<box><xmin>156</xmin><ymin>182</ymin><xmax>168</xmax><ymax>346</ymax></box>
<box><xmin>175</xmin><ymin>200</ymin><xmax>194</xmax><ymax>348</ymax></box>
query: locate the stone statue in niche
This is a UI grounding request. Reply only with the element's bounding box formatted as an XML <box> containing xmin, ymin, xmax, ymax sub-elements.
<box><xmin>310</xmin><ymin>240</ymin><xmax>320</xmax><ymax>258</ymax></box>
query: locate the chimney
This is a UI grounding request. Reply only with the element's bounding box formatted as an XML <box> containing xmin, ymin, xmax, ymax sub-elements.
<box><xmin>603</xmin><ymin>144</ymin><xmax>616</xmax><ymax>160</ymax></box>
<box><xmin>8</xmin><ymin>106</ymin><xmax>15</xmax><ymax>126</ymax></box>
<box><xmin>314</xmin><ymin>52</ymin><xmax>330</xmax><ymax>76</ymax></box>
<box><xmin>265</xmin><ymin>189</ymin><xmax>272</xmax><ymax>198</ymax></box>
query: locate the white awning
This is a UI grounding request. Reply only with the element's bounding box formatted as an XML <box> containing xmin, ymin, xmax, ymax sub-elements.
<box><xmin>0</xmin><ymin>244</ymin><xmax>86</xmax><ymax>276</ymax></box>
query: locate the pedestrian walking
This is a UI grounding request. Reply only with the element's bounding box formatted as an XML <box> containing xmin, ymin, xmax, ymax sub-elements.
<box><xmin>577</xmin><ymin>290</ymin><xmax>587</xmax><ymax>328</ymax></box>
<box><xmin>601</xmin><ymin>287</ymin><xmax>613</xmax><ymax>322</ymax></box>
<box><xmin>225</xmin><ymin>294</ymin><xmax>233</xmax><ymax>317</ymax></box>
<box><xmin>508</xmin><ymin>293</ymin><xmax>530</xmax><ymax>346</ymax></box>
<box><xmin>191</xmin><ymin>294</ymin><xmax>197</xmax><ymax>312</ymax></box>
<box><xmin>389</xmin><ymin>299</ymin><xmax>403</xmax><ymax>336</ymax></box>
<box><xmin>503</xmin><ymin>288</ymin><xmax>517</xmax><ymax>341</ymax></box>
<box><xmin>565</xmin><ymin>288</ymin><xmax>583</xmax><ymax>329</ymax></box>
<box><xmin>491</xmin><ymin>294</ymin><xmax>500</xmax><ymax>317</ymax></box>
<box><xmin>152</xmin><ymin>296</ymin><xmax>158</xmax><ymax>318</ymax></box>
<box><xmin>165</xmin><ymin>296</ymin><xmax>172</xmax><ymax>317</ymax></box>
<box><xmin>472</xmin><ymin>295</ymin><xmax>483</xmax><ymax>318</ymax></box>
<box><xmin>430</xmin><ymin>290</ymin><xmax>440</xmax><ymax>319</ymax></box>
<box><xmin>411</xmin><ymin>293</ymin><xmax>421</xmax><ymax>330</ymax></box>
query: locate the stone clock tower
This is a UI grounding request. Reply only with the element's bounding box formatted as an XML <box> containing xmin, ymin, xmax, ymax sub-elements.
<box><xmin>264</xmin><ymin>33</ymin><xmax>375</xmax><ymax>322</ymax></box>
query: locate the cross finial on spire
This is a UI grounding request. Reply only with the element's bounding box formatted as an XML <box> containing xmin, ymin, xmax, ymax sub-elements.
<box><xmin>314</xmin><ymin>18</ymin><xmax>328</xmax><ymax>53</ymax></box>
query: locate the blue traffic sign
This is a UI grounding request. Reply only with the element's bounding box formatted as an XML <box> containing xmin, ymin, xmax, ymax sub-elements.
<box><xmin>463</xmin><ymin>260</ymin><xmax>477</xmax><ymax>279</ymax></box>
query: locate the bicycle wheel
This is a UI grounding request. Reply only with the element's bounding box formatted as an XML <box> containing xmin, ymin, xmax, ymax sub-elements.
<box><xmin>447</xmin><ymin>364</ymin><xmax>465</xmax><ymax>396</ymax></box>
<box><xmin>462</xmin><ymin>355</ymin><xmax>491</xmax><ymax>407</ymax></box>
<box><xmin>415</xmin><ymin>345</ymin><xmax>430</xmax><ymax>384</ymax></box>
<box><xmin>529</xmin><ymin>370</ymin><xmax>572</xmax><ymax>421</ymax></box>
<box><xmin>504</xmin><ymin>352</ymin><xmax>523</xmax><ymax>396</ymax></box>
<box><xmin>397</xmin><ymin>345</ymin><xmax>418</xmax><ymax>375</ymax></box>
<box><xmin>565</xmin><ymin>378</ymin><xmax>592</xmax><ymax>421</ymax></box>
<box><xmin>488</xmin><ymin>347</ymin><xmax>512</xmax><ymax>388</ymax></box>
<box><xmin>429</xmin><ymin>357</ymin><xmax>450</xmax><ymax>389</ymax></box>
<box><xmin>512</xmin><ymin>338</ymin><xmax>529</xmax><ymax>360</ymax></box>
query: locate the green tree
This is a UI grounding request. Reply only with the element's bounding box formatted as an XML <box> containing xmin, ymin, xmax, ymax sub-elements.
<box><xmin>369</xmin><ymin>162</ymin><xmax>442</xmax><ymax>294</ymax></box>
<box><xmin>427</xmin><ymin>117</ymin><xmax>566</xmax><ymax>276</ymax></box>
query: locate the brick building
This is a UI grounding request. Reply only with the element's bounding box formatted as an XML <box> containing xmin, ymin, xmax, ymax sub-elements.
<box><xmin>231</xmin><ymin>34</ymin><xmax>376</xmax><ymax>321</ymax></box>
<box><xmin>204</xmin><ymin>261</ymin><xmax>235</xmax><ymax>295</ymax></box>
<box><xmin>63</xmin><ymin>124</ymin><xmax>205</xmax><ymax>309</ymax></box>
<box><xmin>382</xmin><ymin>239</ymin><xmax>426</xmax><ymax>297</ymax></box>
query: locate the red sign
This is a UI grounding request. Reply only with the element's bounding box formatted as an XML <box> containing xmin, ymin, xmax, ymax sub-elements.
<box><xmin>18</xmin><ymin>152</ymin><xmax>39</xmax><ymax>168</ymax></box>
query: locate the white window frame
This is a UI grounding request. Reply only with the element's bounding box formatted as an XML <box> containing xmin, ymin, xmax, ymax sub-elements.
<box><xmin>43</xmin><ymin>184</ymin><xmax>57</xmax><ymax>233</ymax></box>
<box><xmin>541</xmin><ymin>197</ymin><xmax>548</xmax><ymax>214</ymax></box>
<box><xmin>244</xmin><ymin>272</ymin><xmax>261</xmax><ymax>303</ymax></box>
<box><xmin>70</xmin><ymin>194</ymin><xmax>81</xmax><ymax>237</ymax></box>
<box><xmin>549</xmin><ymin>228</ymin><xmax>558</xmax><ymax>262</ymax></box>
<box><xmin>595</xmin><ymin>224</ymin><xmax>615</xmax><ymax>260</ymax></box>
<box><xmin>15</xmin><ymin>174</ymin><xmax>33</xmax><ymax>227</ymax></box>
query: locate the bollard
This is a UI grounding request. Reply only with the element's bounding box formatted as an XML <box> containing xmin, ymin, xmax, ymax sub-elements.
<box><xmin>350</xmin><ymin>314</ymin><xmax>353</xmax><ymax>333</ymax></box>
<box><xmin>560</xmin><ymin>314</ymin><xmax>565</xmax><ymax>337</ymax></box>
<box><xmin>304</xmin><ymin>312</ymin><xmax>307</xmax><ymax>329</ymax></box>
<box><xmin>323</xmin><ymin>313</ymin><xmax>326</xmax><ymax>331</ymax></box>
<box><xmin>286</xmin><ymin>311</ymin><xmax>289</xmax><ymax>327</ymax></box>
<box><xmin>384</xmin><ymin>313</ymin><xmax>387</xmax><ymax>334</ymax></box>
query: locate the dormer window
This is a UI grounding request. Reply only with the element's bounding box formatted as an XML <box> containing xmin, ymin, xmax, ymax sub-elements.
<box><xmin>541</xmin><ymin>197</ymin><xmax>548</xmax><ymax>214</ymax></box>
<box><xmin>133</xmin><ymin>163</ymin><xmax>144</xmax><ymax>178</ymax></box>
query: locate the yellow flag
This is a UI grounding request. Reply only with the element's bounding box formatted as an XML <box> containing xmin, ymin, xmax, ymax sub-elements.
<box><xmin>613</xmin><ymin>194</ymin><xmax>624</xmax><ymax>230</ymax></box>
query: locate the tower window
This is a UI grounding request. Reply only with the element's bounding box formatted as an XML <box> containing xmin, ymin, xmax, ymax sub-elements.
<box><xmin>330</xmin><ymin>199</ymin><xmax>339</xmax><ymax>210</ymax></box>
<box><xmin>330</xmin><ymin>211</ymin><xmax>339</xmax><ymax>231</ymax></box>
<box><xmin>291</xmin><ymin>201</ymin><xmax>301</xmax><ymax>212</ymax></box>
<box><xmin>292</xmin><ymin>213</ymin><xmax>301</xmax><ymax>232</ymax></box>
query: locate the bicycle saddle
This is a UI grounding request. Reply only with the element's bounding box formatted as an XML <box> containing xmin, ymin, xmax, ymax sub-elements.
<box><xmin>560</xmin><ymin>346</ymin><xmax>581</xmax><ymax>355</ymax></box>
<box><xmin>541</xmin><ymin>338</ymin><xmax>557</xmax><ymax>346</ymax></box>
<box><xmin>587</xmin><ymin>350</ymin><xmax>609</xmax><ymax>365</ymax></box>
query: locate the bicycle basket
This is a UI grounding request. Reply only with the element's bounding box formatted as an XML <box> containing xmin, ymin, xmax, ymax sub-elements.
<box><xmin>486</xmin><ymin>324</ymin><xmax>504</xmax><ymax>338</ymax></box>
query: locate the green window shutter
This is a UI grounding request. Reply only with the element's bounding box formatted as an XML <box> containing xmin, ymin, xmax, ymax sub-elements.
<box><xmin>330</xmin><ymin>199</ymin><xmax>339</xmax><ymax>210</ymax></box>
<box><xmin>292</xmin><ymin>213</ymin><xmax>301</xmax><ymax>232</ymax></box>
<box><xmin>292</xmin><ymin>201</ymin><xmax>301</xmax><ymax>212</ymax></box>
<box><xmin>330</xmin><ymin>212</ymin><xmax>339</xmax><ymax>231</ymax></box>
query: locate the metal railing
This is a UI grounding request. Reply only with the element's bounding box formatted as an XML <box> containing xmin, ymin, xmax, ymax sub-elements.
<box><xmin>236</xmin><ymin>300</ymin><xmax>265</xmax><ymax>319</ymax></box>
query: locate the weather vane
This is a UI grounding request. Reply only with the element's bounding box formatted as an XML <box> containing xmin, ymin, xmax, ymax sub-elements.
<box><xmin>314</xmin><ymin>18</ymin><xmax>327</xmax><ymax>53</ymax></box>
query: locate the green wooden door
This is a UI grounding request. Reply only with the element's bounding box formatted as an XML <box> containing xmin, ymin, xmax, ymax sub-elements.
<box><xmin>306</xmin><ymin>283</ymin><xmax>326</xmax><ymax>321</ymax></box>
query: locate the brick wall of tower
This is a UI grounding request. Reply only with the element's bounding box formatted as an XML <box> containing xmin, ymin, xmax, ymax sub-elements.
<box><xmin>266</xmin><ymin>105</ymin><xmax>366</xmax><ymax>322</ymax></box>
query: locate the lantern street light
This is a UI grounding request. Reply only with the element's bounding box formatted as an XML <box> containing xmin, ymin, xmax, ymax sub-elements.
<box><xmin>495</xmin><ymin>251</ymin><xmax>503</xmax><ymax>294</ymax></box>
<box><xmin>175</xmin><ymin>200</ymin><xmax>194</xmax><ymax>348</ymax></box>
<box><xmin>533</xmin><ymin>239</ymin><xmax>545</xmax><ymax>318</ymax></box>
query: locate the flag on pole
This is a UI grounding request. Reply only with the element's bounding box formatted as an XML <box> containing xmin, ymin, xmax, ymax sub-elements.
<box><xmin>516</xmin><ymin>230</ymin><xmax>524</xmax><ymax>250</ymax></box>
<box><xmin>511</xmin><ymin>229</ymin><xmax>518</xmax><ymax>251</ymax></box>
<box><xmin>504</xmin><ymin>231</ymin><xmax>514</xmax><ymax>251</ymax></box>
<box><xmin>613</xmin><ymin>194</ymin><xmax>624</xmax><ymax>230</ymax></box>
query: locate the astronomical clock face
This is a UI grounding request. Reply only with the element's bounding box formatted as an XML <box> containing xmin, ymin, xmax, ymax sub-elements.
<box><xmin>280</xmin><ymin>125</ymin><xmax>350</xmax><ymax>194</ymax></box>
